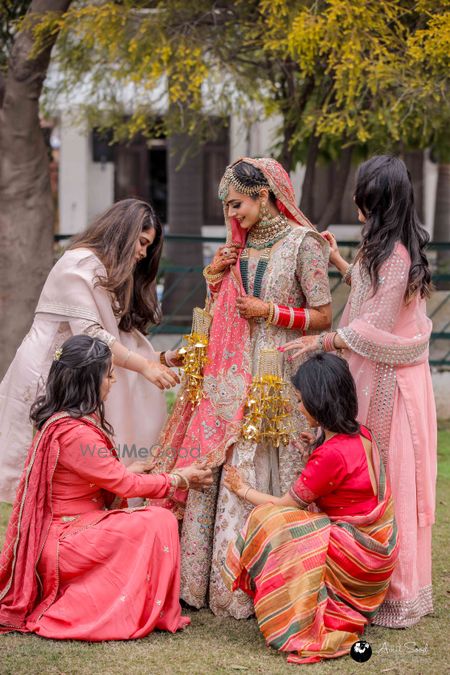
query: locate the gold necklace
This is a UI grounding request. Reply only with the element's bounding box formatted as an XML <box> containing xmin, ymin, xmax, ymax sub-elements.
<box><xmin>246</xmin><ymin>213</ymin><xmax>291</xmax><ymax>250</ymax></box>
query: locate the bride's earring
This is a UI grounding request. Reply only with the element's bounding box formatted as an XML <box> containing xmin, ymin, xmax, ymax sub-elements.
<box><xmin>259</xmin><ymin>200</ymin><xmax>271</xmax><ymax>226</ymax></box>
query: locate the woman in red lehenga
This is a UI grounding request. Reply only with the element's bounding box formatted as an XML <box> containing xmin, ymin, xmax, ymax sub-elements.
<box><xmin>0</xmin><ymin>335</ymin><xmax>212</xmax><ymax>640</ymax></box>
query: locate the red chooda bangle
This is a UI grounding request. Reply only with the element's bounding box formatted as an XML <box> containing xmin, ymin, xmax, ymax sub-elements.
<box><xmin>272</xmin><ymin>305</ymin><xmax>308</xmax><ymax>330</ymax></box>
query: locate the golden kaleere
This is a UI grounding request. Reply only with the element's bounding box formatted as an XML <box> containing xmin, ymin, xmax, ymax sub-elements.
<box><xmin>241</xmin><ymin>348</ymin><xmax>293</xmax><ymax>448</ymax></box>
<box><xmin>178</xmin><ymin>307</ymin><xmax>212</xmax><ymax>407</ymax></box>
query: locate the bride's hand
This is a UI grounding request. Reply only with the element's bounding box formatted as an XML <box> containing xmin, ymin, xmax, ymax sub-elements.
<box><xmin>142</xmin><ymin>360</ymin><xmax>180</xmax><ymax>389</ymax></box>
<box><xmin>235</xmin><ymin>296</ymin><xmax>270</xmax><ymax>319</ymax></box>
<box><xmin>280</xmin><ymin>335</ymin><xmax>320</xmax><ymax>360</ymax></box>
<box><xmin>321</xmin><ymin>231</ymin><xmax>341</xmax><ymax>267</ymax></box>
<box><xmin>209</xmin><ymin>242</ymin><xmax>241</xmax><ymax>274</ymax></box>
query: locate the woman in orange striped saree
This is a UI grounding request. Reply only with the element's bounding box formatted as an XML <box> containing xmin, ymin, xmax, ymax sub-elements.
<box><xmin>222</xmin><ymin>353</ymin><xmax>398</xmax><ymax>665</ymax></box>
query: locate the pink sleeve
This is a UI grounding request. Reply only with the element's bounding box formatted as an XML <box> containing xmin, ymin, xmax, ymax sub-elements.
<box><xmin>338</xmin><ymin>247</ymin><xmax>429</xmax><ymax>365</ymax></box>
<box><xmin>289</xmin><ymin>444</ymin><xmax>347</xmax><ymax>508</ymax></box>
<box><xmin>58</xmin><ymin>426</ymin><xmax>171</xmax><ymax>499</ymax></box>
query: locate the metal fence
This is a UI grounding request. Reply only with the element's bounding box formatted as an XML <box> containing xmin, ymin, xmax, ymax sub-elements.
<box><xmin>154</xmin><ymin>235</ymin><xmax>450</xmax><ymax>368</ymax></box>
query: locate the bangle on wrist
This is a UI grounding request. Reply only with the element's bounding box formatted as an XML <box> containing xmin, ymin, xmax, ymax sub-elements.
<box><xmin>172</xmin><ymin>471</ymin><xmax>190</xmax><ymax>491</ymax></box>
<box><xmin>266</xmin><ymin>301</ymin><xmax>275</xmax><ymax>326</ymax></box>
<box><xmin>203</xmin><ymin>264</ymin><xmax>225</xmax><ymax>285</ymax></box>
<box><xmin>342</xmin><ymin>263</ymin><xmax>353</xmax><ymax>286</ymax></box>
<box><xmin>318</xmin><ymin>332</ymin><xmax>337</xmax><ymax>352</ymax></box>
<box><xmin>272</xmin><ymin>305</ymin><xmax>308</xmax><ymax>331</ymax></box>
<box><xmin>159</xmin><ymin>351</ymin><xmax>168</xmax><ymax>366</ymax></box>
<box><xmin>243</xmin><ymin>485</ymin><xmax>252</xmax><ymax>501</ymax></box>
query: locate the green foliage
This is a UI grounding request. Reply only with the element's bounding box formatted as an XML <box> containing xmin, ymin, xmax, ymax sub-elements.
<box><xmin>26</xmin><ymin>0</ymin><xmax>450</xmax><ymax>165</ymax></box>
<box><xmin>0</xmin><ymin>0</ymin><xmax>32</xmax><ymax>71</ymax></box>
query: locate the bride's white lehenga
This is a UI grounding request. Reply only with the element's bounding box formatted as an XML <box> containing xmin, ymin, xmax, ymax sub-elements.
<box><xmin>181</xmin><ymin>229</ymin><xmax>331</xmax><ymax>617</ymax></box>
<box><xmin>0</xmin><ymin>248</ymin><xmax>166</xmax><ymax>503</ymax></box>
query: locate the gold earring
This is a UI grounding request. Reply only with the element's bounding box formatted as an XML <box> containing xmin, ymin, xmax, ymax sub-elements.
<box><xmin>259</xmin><ymin>201</ymin><xmax>271</xmax><ymax>226</ymax></box>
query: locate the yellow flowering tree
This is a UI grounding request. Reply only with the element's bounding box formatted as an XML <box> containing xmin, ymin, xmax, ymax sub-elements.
<box><xmin>34</xmin><ymin>1</ymin><xmax>449</xmax><ymax>218</ymax></box>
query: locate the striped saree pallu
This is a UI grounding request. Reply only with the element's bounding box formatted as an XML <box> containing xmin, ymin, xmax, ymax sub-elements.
<box><xmin>222</xmin><ymin>500</ymin><xmax>398</xmax><ymax>664</ymax></box>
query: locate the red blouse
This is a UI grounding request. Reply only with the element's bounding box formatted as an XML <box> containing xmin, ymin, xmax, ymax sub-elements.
<box><xmin>289</xmin><ymin>426</ymin><xmax>378</xmax><ymax>517</ymax></box>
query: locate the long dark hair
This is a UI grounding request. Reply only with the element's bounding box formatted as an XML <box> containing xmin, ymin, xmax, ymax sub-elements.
<box><xmin>30</xmin><ymin>335</ymin><xmax>114</xmax><ymax>435</ymax></box>
<box><xmin>354</xmin><ymin>155</ymin><xmax>432</xmax><ymax>300</ymax></box>
<box><xmin>292</xmin><ymin>353</ymin><xmax>360</xmax><ymax>447</ymax></box>
<box><xmin>69</xmin><ymin>198</ymin><xmax>163</xmax><ymax>332</ymax></box>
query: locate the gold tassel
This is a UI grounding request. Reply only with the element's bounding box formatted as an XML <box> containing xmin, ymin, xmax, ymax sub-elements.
<box><xmin>178</xmin><ymin>307</ymin><xmax>212</xmax><ymax>407</ymax></box>
<box><xmin>241</xmin><ymin>348</ymin><xmax>292</xmax><ymax>447</ymax></box>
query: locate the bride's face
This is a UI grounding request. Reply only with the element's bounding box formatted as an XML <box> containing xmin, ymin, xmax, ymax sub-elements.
<box><xmin>225</xmin><ymin>186</ymin><xmax>262</xmax><ymax>230</ymax></box>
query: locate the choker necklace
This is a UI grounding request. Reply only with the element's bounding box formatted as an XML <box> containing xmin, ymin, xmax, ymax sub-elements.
<box><xmin>246</xmin><ymin>213</ymin><xmax>291</xmax><ymax>250</ymax></box>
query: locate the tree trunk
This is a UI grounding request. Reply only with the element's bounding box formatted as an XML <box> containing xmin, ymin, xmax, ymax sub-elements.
<box><xmin>0</xmin><ymin>0</ymin><xmax>72</xmax><ymax>377</ymax></box>
<box><xmin>279</xmin><ymin>123</ymin><xmax>295</xmax><ymax>174</ymax></box>
<box><xmin>317</xmin><ymin>146</ymin><xmax>353</xmax><ymax>231</ymax></box>
<box><xmin>433</xmin><ymin>163</ymin><xmax>450</xmax><ymax>290</ymax></box>
<box><xmin>161</xmin><ymin>134</ymin><xmax>206</xmax><ymax>325</ymax></box>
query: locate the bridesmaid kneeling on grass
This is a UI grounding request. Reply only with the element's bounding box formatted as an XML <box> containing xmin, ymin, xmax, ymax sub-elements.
<box><xmin>222</xmin><ymin>353</ymin><xmax>399</xmax><ymax>665</ymax></box>
<box><xmin>0</xmin><ymin>335</ymin><xmax>212</xmax><ymax>640</ymax></box>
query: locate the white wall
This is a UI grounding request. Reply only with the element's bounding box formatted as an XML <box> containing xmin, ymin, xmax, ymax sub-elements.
<box><xmin>423</xmin><ymin>150</ymin><xmax>438</xmax><ymax>238</ymax></box>
<box><xmin>59</xmin><ymin>115</ymin><xmax>114</xmax><ymax>234</ymax></box>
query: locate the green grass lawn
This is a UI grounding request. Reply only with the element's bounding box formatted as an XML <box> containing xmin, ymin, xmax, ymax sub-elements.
<box><xmin>1</xmin><ymin>426</ymin><xmax>449</xmax><ymax>675</ymax></box>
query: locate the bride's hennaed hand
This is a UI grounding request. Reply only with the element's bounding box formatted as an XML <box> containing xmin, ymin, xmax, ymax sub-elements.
<box><xmin>280</xmin><ymin>335</ymin><xmax>320</xmax><ymax>360</ymax></box>
<box><xmin>209</xmin><ymin>243</ymin><xmax>241</xmax><ymax>274</ymax></box>
<box><xmin>235</xmin><ymin>296</ymin><xmax>270</xmax><ymax>319</ymax></box>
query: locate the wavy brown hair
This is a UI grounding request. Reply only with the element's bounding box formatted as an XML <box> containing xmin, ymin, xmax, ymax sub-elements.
<box><xmin>69</xmin><ymin>199</ymin><xmax>163</xmax><ymax>332</ymax></box>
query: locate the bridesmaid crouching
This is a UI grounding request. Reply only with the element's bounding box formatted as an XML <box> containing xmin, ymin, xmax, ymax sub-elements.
<box><xmin>0</xmin><ymin>335</ymin><xmax>212</xmax><ymax>640</ymax></box>
<box><xmin>222</xmin><ymin>353</ymin><xmax>398</xmax><ymax>665</ymax></box>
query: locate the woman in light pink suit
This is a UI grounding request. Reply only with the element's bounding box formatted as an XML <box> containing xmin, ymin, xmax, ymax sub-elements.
<box><xmin>0</xmin><ymin>199</ymin><xmax>180</xmax><ymax>504</ymax></box>
<box><xmin>0</xmin><ymin>335</ymin><xmax>212</xmax><ymax>639</ymax></box>
<box><xmin>283</xmin><ymin>155</ymin><xmax>437</xmax><ymax>628</ymax></box>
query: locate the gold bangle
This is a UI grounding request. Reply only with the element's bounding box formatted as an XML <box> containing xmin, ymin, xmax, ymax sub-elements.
<box><xmin>266</xmin><ymin>301</ymin><xmax>275</xmax><ymax>326</ymax></box>
<box><xmin>243</xmin><ymin>485</ymin><xmax>252</xmax><ymax>501</ymax></box>
<box><xmin>159</xmin><ymin>351</ymin><xmax>167</xmax><ymax>366</ymax></box>
<box><xmin>203</xmin><ymin>264</ymin><xmax>225</xmax><ymax>284</ymax></box>
<box><xmin>172</xmin><ymin>471</ymin><xmax>190</xmax><ymax>491</ymax></box>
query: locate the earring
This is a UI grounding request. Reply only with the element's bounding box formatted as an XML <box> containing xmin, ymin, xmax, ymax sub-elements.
<box><xmin>259</xmin><ymin>201</ymin><xmax>271</xmax><ymax>226</ymax></box>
